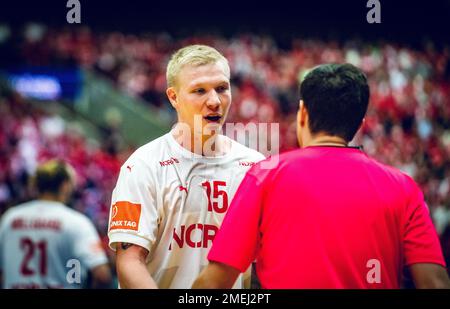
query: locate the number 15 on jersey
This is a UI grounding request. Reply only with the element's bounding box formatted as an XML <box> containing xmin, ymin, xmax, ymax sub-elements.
<box><xmin>201</xmin><ymin>180</ymin><xmax>229</xmax><ymax>214</ymax></box>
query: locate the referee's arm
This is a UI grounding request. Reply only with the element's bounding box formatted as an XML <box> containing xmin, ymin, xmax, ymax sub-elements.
<box><xmin>192</xmin><ymin>262</ymin><xmax>240</xmax><ymax>289</ymax></box>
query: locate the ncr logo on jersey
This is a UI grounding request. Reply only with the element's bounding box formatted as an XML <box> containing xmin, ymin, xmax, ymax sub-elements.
<box><xmin>109</xmin><ymin>201</ymin><xmax>141</xmax><ymax>231</ymax></box>
<box><xmin>159</xmin><ymin>157</ymin><xmax>180</xmax><ymax>167</ymax></box>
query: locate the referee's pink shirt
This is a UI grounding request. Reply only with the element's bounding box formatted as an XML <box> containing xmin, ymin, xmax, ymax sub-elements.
<box><xmin>208</xmin><ymin>146</ymin><xmax>446</xmax><ymax>288</ymax></box>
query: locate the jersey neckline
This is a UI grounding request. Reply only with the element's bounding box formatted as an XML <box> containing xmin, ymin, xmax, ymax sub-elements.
<box><xmin>167</xmin><ymin>131</ymin><xmax>235</xmax><ymax>162</ymax></box>
<box><xmin>304</xmin><ymin>145</ymin><xmax>363</xmax><ymax>150</ymax></box>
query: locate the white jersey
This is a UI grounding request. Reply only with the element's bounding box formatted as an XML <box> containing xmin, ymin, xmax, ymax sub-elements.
<box><xmin>108</xmin><ymin>132</ymin><xmax>265</xmax><ymax>288</ymax></box>
<box><xmin>0</xmin><ymin>200</ymin><xmax>108</xmax><ymax>289</ymax></box>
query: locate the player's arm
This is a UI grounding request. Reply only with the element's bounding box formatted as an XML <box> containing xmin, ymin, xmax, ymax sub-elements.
<box><xmin>72</xmin><ymin>215</ymin><xmax>114</xmax><ymax>289</ymax></box>
<box><xmin>409</xmin><ymin>263</ymin><xmax>450</xmax><ymax>289</ymax></box>
<box><xmin>116</xmin><ymin>242</ymin><xmax>158</xmax><ymax>289</ymax></box>
<box><xmin>90</xmin><ymin>263</ymin><xmax>113</xmax><ymax>289</ymax></box>
<box><xmin>192</xmin><ymin>262</ymin><xmax>240</xmax><ymax>289</ymax></box>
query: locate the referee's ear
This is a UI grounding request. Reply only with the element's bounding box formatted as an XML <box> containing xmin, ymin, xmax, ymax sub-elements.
<box><xmin>298</xmin><ymin>100</ymin><xmax>308</xmax><ymax>128</ymax></box>
<box><xmin>166</xmin><ymin>87</ymin><xmax>179</xmax><ymax>110</ymax></box>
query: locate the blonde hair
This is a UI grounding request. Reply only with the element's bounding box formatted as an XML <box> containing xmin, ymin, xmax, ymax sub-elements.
<box><xmin>31</xmin><ymin>159</ymin><xmax>75</xmax><ymax>195</ymax></box>
<box><xmin>166</xmin><ymin>44</ymin><xmax>230</xmax><ymax>88</ymax></box>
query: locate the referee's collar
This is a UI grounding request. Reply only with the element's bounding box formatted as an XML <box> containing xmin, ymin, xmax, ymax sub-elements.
<box><xmin>305</xmin><ymin>145</ymin><xmax>363</xmax><ymax>150</ymax></box>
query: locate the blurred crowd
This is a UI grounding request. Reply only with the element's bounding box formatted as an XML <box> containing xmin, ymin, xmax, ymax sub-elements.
<box><xmin>0</xmin><ymin>88</ymin><xmax>133</xmax><ymax>253</ymax></box>
<box><xmin>0</xmin><ymin>24</ymin><xmax>450</xmax><ymax>268</ymax></box>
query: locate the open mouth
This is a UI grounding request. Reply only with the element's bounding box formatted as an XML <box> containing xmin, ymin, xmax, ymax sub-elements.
<box><xmin>204</xmin><ymin>115</ymin><xmax>222</xmax><ymax>123</ymax></box>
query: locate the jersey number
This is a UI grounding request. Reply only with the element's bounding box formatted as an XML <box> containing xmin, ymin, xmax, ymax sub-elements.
<box><xmin>201</xmin><ymin>180</ymin><xmax>229</xmax><ymax>213</ymax></box>
<box><xmin>20</xmin><ymin>238</ymin><xmax>48</xmax><ymax>276</ymax></box>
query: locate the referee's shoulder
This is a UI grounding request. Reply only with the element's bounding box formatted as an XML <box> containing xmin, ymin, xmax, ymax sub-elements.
<box><xmin>244</xmin><ymin>149</ymin><xmax>298</xmax><ymax>179</ymax></box>
<box><xmin>366</xmin><ymin>155</ymin><xmax>420</xmax><ymax>192</ymax></box>
<box><xmin>257</xmin><ymin>147</ymin><xmax>302</xmax><ymax>168</ymax></box>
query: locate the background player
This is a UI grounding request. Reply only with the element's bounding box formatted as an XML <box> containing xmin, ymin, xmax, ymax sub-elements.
<box><xmin>193</xmin><ymin>63</ymin><xmax>450</xmax><ymax>289</ymax></box>
<box><xmin>0</xmin><ymin>159</ymin><xmax>112</xmax><ymax>288</ymax></box>
<box><xmin>108</xmin><ymin>45</ymin><xmax>265</xmax><ymax>288</ymax></box>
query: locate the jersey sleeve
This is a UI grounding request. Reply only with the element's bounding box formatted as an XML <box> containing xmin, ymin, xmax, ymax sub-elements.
<box><xmin>73</xmin><ymin>216</ymin><xmax>108</xmax><ymax>270</ymax></box>
<box><xmin>403</xmin><ymin>180</ymin><xmax>446</xmax><ymax>267</ymax></box>
<box><xmin>208</xmin><ymin>170</ymin><xmax>265</xmax><ymax>272</ymax></box>
<box><xmin>108</xmin><ymin>156</ymin><xmax>159</xmax><ymax>253</ymax></box>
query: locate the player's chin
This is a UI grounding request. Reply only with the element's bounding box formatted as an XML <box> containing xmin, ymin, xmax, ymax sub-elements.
<box><xmin>202</xmin><ymin>122</ymin><xmax>224</xmax><ymax>135</ymax></box>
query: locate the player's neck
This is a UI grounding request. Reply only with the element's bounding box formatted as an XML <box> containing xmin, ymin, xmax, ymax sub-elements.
<box><xmin>305</xmin><ymin>134</ymin><xmax>348</xmax><ymax>148</ymax></box>
<box><xmin>38</xmin><ymin>194</ymin><xmax>64</xmax><ymax>204</ymax></box>
<box><xmin>172</xmin><ymin>129</ymin><xmax>229</xmax><ymax>156</ymax></box>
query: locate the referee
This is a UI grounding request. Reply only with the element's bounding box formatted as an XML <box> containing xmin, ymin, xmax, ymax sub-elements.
<box><xmin>193</xmin><ymin>63</ymin><xmax>450</xmax><ymax>289</ymax></box>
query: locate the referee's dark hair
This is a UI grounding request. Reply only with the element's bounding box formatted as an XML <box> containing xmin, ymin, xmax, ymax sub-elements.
<box><xmin>299</xmin><ymin>63</ymin><xmax>370</xmax><ymax>142</ymax></box>
<box><xmin>32</xmin><ymin>159</ymin><xmax>74</xmax><ymax>195</ymax></box>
